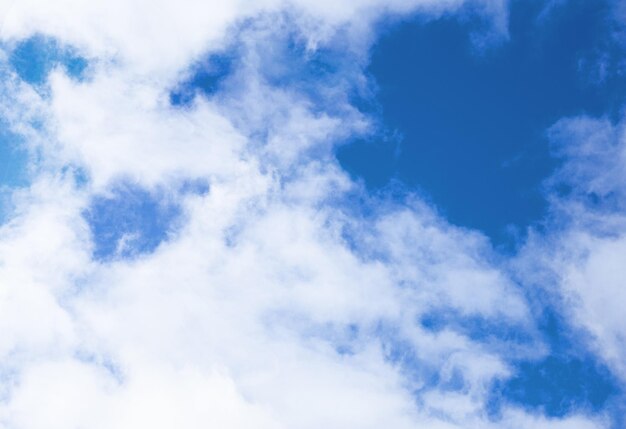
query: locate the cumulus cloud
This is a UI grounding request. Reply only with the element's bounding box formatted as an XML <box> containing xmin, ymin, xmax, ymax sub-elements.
<box><xmin>0</xmin><ymin>0</ymin><xmax>616</xmax><ymax>428</ymax></box>
<box><xmin>517</xmin><ymin>114</ymin><xmax>626</xmax><ymax>384</ymax></box>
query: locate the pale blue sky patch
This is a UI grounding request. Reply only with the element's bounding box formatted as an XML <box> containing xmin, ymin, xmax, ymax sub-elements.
<box><xmin>0</xmin><ymin>123</ymin><xmax>28</xmax><ymax>222</ymax></box>
<box><xmin>0</xmin><ymin>126</ymin><xmax>27</xmax><ymax>188</ymax></box>
<box><xmin>84</xmin><ymin>183</ymin><xmax>183</xmax><ymax>261</ymax></box>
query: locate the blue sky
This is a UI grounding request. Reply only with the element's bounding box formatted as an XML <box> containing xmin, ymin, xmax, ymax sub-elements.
<box><xmin>1</xmin><ymin>1</ymin><xmax>626</xmax><ymax>428</ymax></box>
<box><xmin>339</xmin><ymin>0</ymin><xmax>626</xmax><ymax>246</ymax></box>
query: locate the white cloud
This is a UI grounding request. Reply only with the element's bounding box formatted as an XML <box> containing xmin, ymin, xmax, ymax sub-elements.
<box><xmin>0</xmin><ymin>0</ymin><xmax>508</xmax><ymax>77</ymax></box>
<box><xmin>517</xmin><ymin>115</ymin><xmax>626</xmax><ymax>383</ymax></box>
<box><xmin>0</xmin><ymin>1</ymin><xmax>612</xmax><ymax>428</ymax></box>
<box><xmin>47</xmin><ymin>70</ymin><xmax>251</xmax><ymax>188</ymax></box>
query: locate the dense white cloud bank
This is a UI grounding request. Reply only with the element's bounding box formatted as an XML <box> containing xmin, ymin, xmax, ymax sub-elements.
<box><xmin>0</xmin><ymin>0</ymin><xmax>620</xmax><ymax>428</ymax></box>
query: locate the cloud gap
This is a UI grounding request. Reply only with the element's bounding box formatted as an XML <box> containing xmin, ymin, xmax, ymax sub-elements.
<box><xmin>83</xmin><ymin>183</ymin><xmax>183</xmax><ymax>261</ymax></box>
<box><xmin>7</xmin><ymin>35</ymin><xmax>88</xmax><ymax>86</ymax></box>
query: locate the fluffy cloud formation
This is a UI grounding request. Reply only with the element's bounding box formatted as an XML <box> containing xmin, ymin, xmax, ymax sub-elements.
<box><xmin>0</xmin><ymin>0</ymin><xmax>442</xmax><ymax>76</ymax></box>
<box><xmin>518</xmin><ymin>114</ymin><xmax>626</xmax><ymax>383</ymax></box>
<box><xmin>0</xmin><ymin>1</ymin><xmax>618</xmax><ymax>428</ymax></box>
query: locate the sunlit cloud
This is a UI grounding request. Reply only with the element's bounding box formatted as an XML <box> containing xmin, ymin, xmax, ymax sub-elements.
<box><xmin>0</xmin><ymin>1</ymin><xmax>624</xmax><ymax>428</ymax></box>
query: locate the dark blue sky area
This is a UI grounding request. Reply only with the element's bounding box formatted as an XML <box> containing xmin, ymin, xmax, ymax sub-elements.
<box><xmin>337</xmin><ymin>0</ymin><xmax>626</xmax><ymax>245</ymax></box>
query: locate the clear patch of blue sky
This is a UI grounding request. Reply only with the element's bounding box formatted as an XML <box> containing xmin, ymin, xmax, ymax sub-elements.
<box><xmin>0</xmin><ymin>126</ymin><xmax>27</xmax><ymax>189</ymax></box>
<box><xmin>486</xmin><ymin>356</ymin><xmax>617</xmax><ymax>423</ymax></box>
<box><xmin>490</xmin><ymin>307</ymin><xmax>622</xmax><ymax>423</ymax></box>
<box><xmin>84</xmin><ymin>184</ymin><xmax>182</xmax><ymax>261</ymax></box>
<box><xmin>8</xmin><ymin>34</ymin><xmax>88</xmax><ymax>85</ymax></box>
<box><xmin>490</xmin><ymin>356</ymin><xmax>620</xmax><ymax>418</ymax></box>
<box><xmin>1</xmin><ymin>35</ymin><xmax>88</xmax><ymax>218</ymax></box>
<box><xmin>419</xmin><ymin>309</ymin><xmax>535</xmax><ymax>345</ymax></box>
<box><xmin>170</xmin><ymin>49</ymin><xmax>237</xmax><ymax>106</ymax></box>
<box><xmin>0</xmin><ymin>123</ymin><xmax>28</xmax><ymax>222</ymax></box>
<box><xmin>337</xmin><ymin>0</ymin><xmax>626</xmax><ymax>247</ymax></box>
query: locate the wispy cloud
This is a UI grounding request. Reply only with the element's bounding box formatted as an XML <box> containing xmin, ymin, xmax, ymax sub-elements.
<box><xmin>0</xmin><ymin>1</ymin><xmax>622</xmax><ymax>428</ymax></box>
